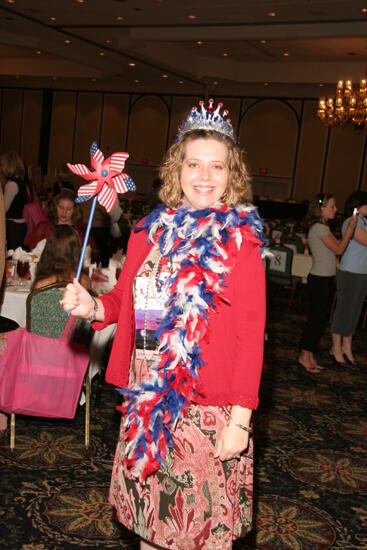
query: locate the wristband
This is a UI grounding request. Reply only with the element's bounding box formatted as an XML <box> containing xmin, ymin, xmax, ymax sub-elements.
<box><xmin>87</xmin><ymin>297</ymin><xmax>98</xmax><ymax>323</ymax></box>
<box><xmin>228</xmin><ymin>418</ymin><xmax>253</xmax><ymax>434</ymax></box>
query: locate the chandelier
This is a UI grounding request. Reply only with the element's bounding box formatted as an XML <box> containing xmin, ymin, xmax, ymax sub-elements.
<box><xmin>317</xmin><ymin>78</ymin><xmax>367</xmax><ymax>128</ymax></box>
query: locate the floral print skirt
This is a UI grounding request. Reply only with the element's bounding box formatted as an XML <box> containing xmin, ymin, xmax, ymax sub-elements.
<box><xmin>109</xmin><ymin>374</ymin><xmax>254</xmax><ymax>549</ymax></box>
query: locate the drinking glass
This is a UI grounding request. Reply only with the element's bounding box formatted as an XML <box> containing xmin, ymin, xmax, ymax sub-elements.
<box><xmin>16</xmin><ymin>260</ymin><xmax>30</xmax><ymax>284</ymax></box>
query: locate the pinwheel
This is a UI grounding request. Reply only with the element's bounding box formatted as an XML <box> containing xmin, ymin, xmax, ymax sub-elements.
<box><xmin>67</xmin><ymin>141</ymin><xmax>136</xmax><ymax>282</ymax></box>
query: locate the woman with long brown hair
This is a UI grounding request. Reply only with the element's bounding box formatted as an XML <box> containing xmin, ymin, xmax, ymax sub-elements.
<box><xmin>32</xmin><ymin>224</ymin><xmax>90</xmax><ymax>290</ymax></box>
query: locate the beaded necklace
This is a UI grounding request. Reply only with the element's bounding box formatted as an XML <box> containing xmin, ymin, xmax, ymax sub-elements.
<box><xmin>142</xmin><ymin>246</ymin><xmax>165</xmax><ymax>366</ymax></box>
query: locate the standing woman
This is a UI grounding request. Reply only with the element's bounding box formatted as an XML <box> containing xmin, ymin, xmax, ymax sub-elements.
<box><xmin>298</xmin><ymin>193</ymin><xmax>356</xmax><ymax>373</ymax></box>
<box><xmin>330</xmin><ymin>191</ymin><xmax>367</xmax><ymax>365</ymax></box>
<box><xmin>62</xmin><ymin>101</ymin><xmax>266</xmax><ymax>549</ymax></box>
<box><xmin>0</xmin><ymin>151</ymin><xmax>29</xmax><ymax>250</ymax></box>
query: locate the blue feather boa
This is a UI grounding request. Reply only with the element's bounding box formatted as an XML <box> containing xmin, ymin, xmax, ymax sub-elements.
<box><xmin>118</xmin><ymin>202</ymin><xmax>265</xmax><ymax>481</ymax></box>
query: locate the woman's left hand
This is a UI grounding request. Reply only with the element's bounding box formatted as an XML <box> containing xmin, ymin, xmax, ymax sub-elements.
<box><xmin>214</xmin><ymin>423</ymin><xmax>249</xmax><ymax>461</ymax></box>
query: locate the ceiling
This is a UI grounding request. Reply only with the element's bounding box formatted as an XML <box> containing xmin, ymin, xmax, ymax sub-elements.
<box><xmin>1</xmin><ymin>0</ymin><xmax>367</xmax><ymax>97</ymax></box>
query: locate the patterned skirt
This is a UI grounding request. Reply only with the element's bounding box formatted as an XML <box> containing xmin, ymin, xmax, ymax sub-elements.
<box><xmin>109</xmin><ymin>355</ymin><xmax>254</xmax><ymax>550</ymax></box>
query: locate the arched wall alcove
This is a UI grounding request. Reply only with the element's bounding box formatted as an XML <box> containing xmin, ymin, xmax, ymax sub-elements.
<box><xmin>127</xmin><ymin>95</ymin><xmax>169</xmax><ymax>166</ymax></box>
<box><xmin>239</xmin><ymin>99</ymin><xmax>299</xmax><ymax>198</ymax></box>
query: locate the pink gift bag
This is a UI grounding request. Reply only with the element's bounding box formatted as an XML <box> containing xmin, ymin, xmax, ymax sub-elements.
<box><xmin>0</xmin><ymin>317</ymin><xmax>89</xmax><ymax>418</ymax></box>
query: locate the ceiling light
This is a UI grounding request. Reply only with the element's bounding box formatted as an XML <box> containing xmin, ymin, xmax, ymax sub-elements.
<box><xmin>361</xmin><ymin>7</ymin><xmax>367</xmax><ymax>13</ymax></box>
<box><xmin>162</xmin><ymin>74</ymin><xmax>168</xmax><ymax>78</ymax></box>
<box><xmin>188</xmin><ymin>15</ymin><xmax>197</xmax><ymax>20</ymax></box>
<box><xmin>64</xmin><ymin>39</ymin><xmax>71</xmax><ymax>44</ymax></box>
<box><xmin>7</xmin><ymin>0</ymin><xmax>15</xmax><ymax>4</ymax></box>
<box><xmin>318</xmin><ymin>78</ymin><xmax>367</xmax><ymax>129</ymax></box>
<box><xmin>128</xmin><ymin>62</ymin><xmax>136</xmax><ymax>67</ymax></box>
<box><xmin>222</xmin><ymin>52</ymin><xmax>228</xmax><ymax>57</ymax></box>
<box><xmin>76</xmin><ymin>0</ymin><xmax>85</xmax><ymax>3</ymax></box>
<box><xmin>196</xmin><ymin>40</ymin><xmax>203</xmax><ymax>45</ymax></box>
<box><xmin>283</xmin><ymin>52</ymin><xmax>290</xmax><ymax>57</ymax></box>
<box><xmin>105</xmin><ymin>39</ymin><xmax>111</xmax><ymax>44</ymax></box>
<box><xmin>116</xmin><ymin>15</ymin><xmax>123</xmax><ymax>21</ymax></box>
<box><xmin>50</xmin><ymin>16</ymin><xmax>56</xmax><ymax>22</ymax></box>
<box><xmin>267</xmin><ymin>11</ymin><xmax>276</xmax><ymax>17</ymax></box>
<box><xmin>99</xmin><ymin>52</ymin><xmax>105</xmax><ymax>56</ymax></box>
<box><xmin>260</xmin><ymin>40</ymin><xmax>267</xmax><ymax>44</ymax></box>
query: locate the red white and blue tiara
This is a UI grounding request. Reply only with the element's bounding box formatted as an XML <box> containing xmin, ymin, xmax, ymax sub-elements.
<box><xmin>176</xmin><ymin>98</ymin><xmax>236</xmax><ymax>142</ymax></box>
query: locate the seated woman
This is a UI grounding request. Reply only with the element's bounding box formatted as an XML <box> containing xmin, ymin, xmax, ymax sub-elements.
<box><xmin>25</xmin><ymin>189</ymin><xmax>93</xmax><ymax>251</ymax></box>
<box><xmin>30</xmin><ymin>225</ymin><xmax>91</xmax><ymax>339</ymax></box>
<box><xmin>32</xmin><ymin>224</ymin><xmax>90</xmax><ymax>291</ymax></box>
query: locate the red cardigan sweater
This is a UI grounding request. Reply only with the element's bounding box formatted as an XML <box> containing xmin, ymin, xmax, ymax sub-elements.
<box><xmin>94</xmin><ymin>222</ymin><xmax>266</xmax><ymax>410</ymax></box>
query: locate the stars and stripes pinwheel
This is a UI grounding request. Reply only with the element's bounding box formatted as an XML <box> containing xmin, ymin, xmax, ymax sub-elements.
<box><xmin>66</xmin><ymin>141</ymin><xmax>136</xmax><ymax>288</ymax></box>
<box><xmin>67</xmin><ymin>141</ymin><xmax>136</xmax><ymax>213</ymax></box>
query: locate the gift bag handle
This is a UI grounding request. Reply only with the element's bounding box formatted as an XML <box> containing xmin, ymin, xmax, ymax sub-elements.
<box><xmin>62</xmin><ymin>315</ymin><xmax>79</xmax><ymax>341</ymax></box>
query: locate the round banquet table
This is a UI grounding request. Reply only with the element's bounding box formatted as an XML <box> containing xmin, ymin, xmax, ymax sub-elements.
<box><xmin>0</xmin><ymin>283</ymin><xmax>30</xmax><ymax>326</ymax></box>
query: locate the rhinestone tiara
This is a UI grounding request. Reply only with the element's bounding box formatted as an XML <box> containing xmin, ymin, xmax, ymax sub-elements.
<box><xmin>176</xmin><ymin>98</ymin><xmax>236</xmax><ymax>142</ymax></box>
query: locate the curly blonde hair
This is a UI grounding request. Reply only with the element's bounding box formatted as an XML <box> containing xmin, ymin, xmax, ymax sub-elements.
<box><xmin>159</xmin><ymin>130</ymin><xmax>252</xmax><ymax>208</ymax></box>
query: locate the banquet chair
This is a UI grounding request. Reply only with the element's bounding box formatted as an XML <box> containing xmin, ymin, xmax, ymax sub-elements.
<box><xmin>266</xmin><ymin>244</ymin><xmax>296</xmax><ymax>310</ymax></box>
<box><xmin>281</xmin><ymin>235</ymin><xmax>305</xmax><ymax>254</ymax></box>
<box><xmin>9</xmin><ymin>283</ymin><xmax>92</xmax><ymax>451</ymax></box>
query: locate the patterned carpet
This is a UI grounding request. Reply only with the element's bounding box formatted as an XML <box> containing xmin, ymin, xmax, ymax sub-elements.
<box><xmin>0</xmin><ymin>285</ymin><xmax>366</xmax><ymax>549</ymax></box>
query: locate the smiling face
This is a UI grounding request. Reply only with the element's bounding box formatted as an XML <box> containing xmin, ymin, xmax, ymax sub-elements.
<box><xmin>321</xmin><ymin>197</ymin><xmax>337</xmax><ymax>222</ymax></box>
<box><xmin>180</xmin><ymin>138</ymin><xmax>229</xmax><ymax>210</ymax></box>
<box><xmin>56</xmin><ymin>198</ymin><xmax>74</xmax><ymax>225</ymax></box>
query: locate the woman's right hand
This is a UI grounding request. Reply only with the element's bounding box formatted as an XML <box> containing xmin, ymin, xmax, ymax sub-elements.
<box><xmin>347</xmin><ymin>213</ymin><xmax>358</xmax><ymax>232</ymax></box>
<box><xmin>61</xmin><ymin>278</ymin><xmax>95</xmax><ymax>318</ymax></box>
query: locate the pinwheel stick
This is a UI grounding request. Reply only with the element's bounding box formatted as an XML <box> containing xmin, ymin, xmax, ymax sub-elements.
<box><xmin>67</xmin><ymin>195</ymin><xmax>97</xmax><ymax>317</ymax></box>
<box><xmin>75</xmin><ymin>195</ymin><xmax>98</xmax><ymax>282</ymax></box>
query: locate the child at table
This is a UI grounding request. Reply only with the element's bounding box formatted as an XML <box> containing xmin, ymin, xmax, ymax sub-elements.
<box><xmin>298</xmin><ymin>193</ymin><xmax>356</xmax><ymax>373</ymax></box>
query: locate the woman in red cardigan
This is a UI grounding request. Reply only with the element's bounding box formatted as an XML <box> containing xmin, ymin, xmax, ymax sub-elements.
<box><xmin>62</xmin><ymin>101</ymin><xmax>266</xmax><ymax>550</ymax></box>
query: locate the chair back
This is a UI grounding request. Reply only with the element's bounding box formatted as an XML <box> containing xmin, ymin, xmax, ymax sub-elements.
<box><xmin>281</xmin><ymin>235</ymin><xmax>305</xmax><ymax>254</ymax></box>
<box><xmin>26</xmin><ymin>283</ymin><xmax>70</xmax><ymax>338</ymax></box>
<box><xmin>266</xmin><ymin>244</ymin><xmax>293</xmax><ymax>282</ymax></box>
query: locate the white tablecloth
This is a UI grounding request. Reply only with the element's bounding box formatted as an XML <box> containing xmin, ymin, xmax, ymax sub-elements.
<box><xmin>0</xmin><ymin>284</ymin><xmax>30</xmax><ymax>326</ymax></box>
<box><xmin>291</xmin><ymin>253</ymin><xmax>313</xmax><ymax>282</ymax></box>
